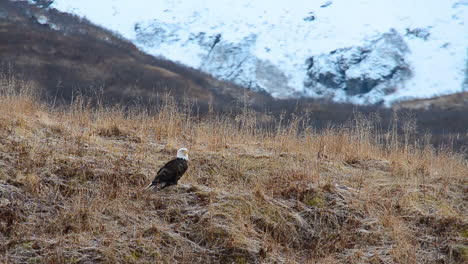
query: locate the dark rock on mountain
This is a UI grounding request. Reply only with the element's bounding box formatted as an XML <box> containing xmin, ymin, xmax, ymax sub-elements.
<box><xmin>405</xmin><ymin>28</ymin><xmax>430</xmax><ymax>40</ymax></box>
<box><xmin>305</xmin><ymin>29</ymin><xmax>412</xmax><ymax>96</ymax></box>
<box><xmin>321</xmin><ymin>1</ymin><xmax>333</xmax><ymax>8</ymax></box>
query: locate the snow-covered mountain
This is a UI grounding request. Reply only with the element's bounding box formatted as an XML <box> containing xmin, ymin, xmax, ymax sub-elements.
<box><xmin>45</xmin><ymin>0</ymin><xmax>467</xmax><ymax>105</ymax></box>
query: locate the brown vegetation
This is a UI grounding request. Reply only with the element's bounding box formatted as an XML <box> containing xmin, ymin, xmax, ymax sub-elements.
<box><xmin>0</xmin><ymin>79</ymin><xmax>467</xmax><ymax>263</ymax></box>
<box><xmin>393</xmin><ymin>92</ymin><xmax>468</xmax><ymax>111</ymax></box>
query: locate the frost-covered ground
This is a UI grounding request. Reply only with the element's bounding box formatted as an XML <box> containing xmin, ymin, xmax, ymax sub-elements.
<box><xmin>49</xmin><ymin>0</ymin><xmax>468</xmax><ymax>105</ymax></box>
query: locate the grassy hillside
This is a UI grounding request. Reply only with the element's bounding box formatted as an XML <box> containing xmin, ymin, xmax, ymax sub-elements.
<box><xmin>0</xmin><ymin>81</ymin><xmax>467</xmax><ymax>263</ymax></box>
<box><xmin>393</xmin><ymin>92</ymin><xmax>468</xmax><ymax>111</ymax></box>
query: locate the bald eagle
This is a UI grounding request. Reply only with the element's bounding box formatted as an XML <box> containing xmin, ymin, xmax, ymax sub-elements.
<box><xmin>147</xmin><ymin>148</ymin><xmax>189</xmax><ymax>190</ymax></box>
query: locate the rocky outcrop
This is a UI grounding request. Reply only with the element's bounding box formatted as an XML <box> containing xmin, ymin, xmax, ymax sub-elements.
<box><xmin>304</xmin><ymin>29</ymin><xmax>412</xmax><ymax>97</ymax></box>
<box><xmin>135</xmin><ymin>21</ymin><xmax>293</xmax><ymax>96</ymax></box>
<box><xmin>199</xmin><ymin>34</ymin><xmax>291</xmax><ymax>96</ymax></box>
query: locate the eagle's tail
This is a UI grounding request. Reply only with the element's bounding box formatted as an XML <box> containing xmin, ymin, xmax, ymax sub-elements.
<box><xmin>146</xmin><ymin>182</ymin><xmax>158</xmax><ymax>190</ymax></box>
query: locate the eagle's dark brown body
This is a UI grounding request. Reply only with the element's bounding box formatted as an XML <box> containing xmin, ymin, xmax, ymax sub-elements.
<box><xmin>148</xmin><ymin>158</ymin><xmax>188</xmax><ymax>190</ymax></box>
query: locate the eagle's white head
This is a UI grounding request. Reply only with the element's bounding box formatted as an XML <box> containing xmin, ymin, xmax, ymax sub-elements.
<box><xmin>176</xmin><ymin>148</ymin><xmax>189</xmax><ymax>160</ymax></box>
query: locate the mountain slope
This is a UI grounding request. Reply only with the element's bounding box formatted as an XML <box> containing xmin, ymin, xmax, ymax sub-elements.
<box><xmin>50</xmin><ymin>0</ymin><xmax>468</xmax><ymax>105</ymax></box>
<box><xmin>0</xmin><ymin>1</ymin><xmax>268</xmax><ymax>109</ymax></box>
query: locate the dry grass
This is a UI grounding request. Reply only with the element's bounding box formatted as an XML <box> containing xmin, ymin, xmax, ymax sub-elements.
<box><xmin>0</xmin><ymin>80</ymin><xmax>467</xmax><ymax>264</ymax></box>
